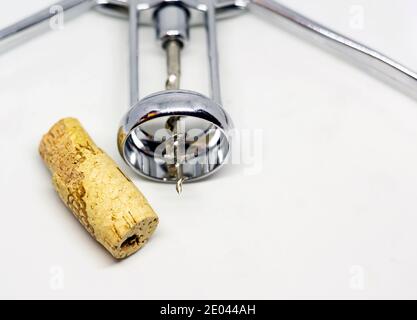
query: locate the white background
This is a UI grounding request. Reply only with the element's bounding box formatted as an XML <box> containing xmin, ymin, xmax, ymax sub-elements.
<box><xmin>1</xmin><ymin>0</ymin><xmax>417</xmax><ymax>299</ymax></box>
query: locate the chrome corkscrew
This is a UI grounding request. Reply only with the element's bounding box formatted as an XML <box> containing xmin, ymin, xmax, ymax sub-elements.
<box><xmin>1</xmin><ymin>0</ymin><xmax>417</xmax><ymax>193</ymax></box>
<box><xmin>118</xmin><ymin>0</ymin><xmax>235</xmax><ymax>194</ymax></box>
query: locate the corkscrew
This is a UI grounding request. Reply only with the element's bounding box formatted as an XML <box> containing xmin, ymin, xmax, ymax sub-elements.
<box><xmin>2</xmin><ymin>0</ymin><xmax>417</xmax><ymax>194</ymax></box>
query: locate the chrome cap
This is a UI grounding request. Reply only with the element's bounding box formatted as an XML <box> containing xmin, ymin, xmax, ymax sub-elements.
<box><xmin>118</xmin><ymin>90</ymin><xmax>232</xmax><ymax>182</ymax></box>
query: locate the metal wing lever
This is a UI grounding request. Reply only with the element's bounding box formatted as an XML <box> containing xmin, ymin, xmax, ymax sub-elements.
<box><xmin>2</xmin><ymin>0</ymin><xmax>416</xmax><ymax>101</ymax></box>
<box><xmin>249</xmin><ymin>0</ymin><xmax>417</xmax><ymax>100</ymax></box>
<box><xmin>0</xmin><ymin>0</ymin><xmax>96</xmax><ymax>43</ymax></box>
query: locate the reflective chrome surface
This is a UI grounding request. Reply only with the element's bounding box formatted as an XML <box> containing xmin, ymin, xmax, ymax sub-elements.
<box><xmin>250</xmin><ymin>0</ymin><xmax>417</xmax><ymax>99</ymax></box>
<box><xmin>155</xmin><ymin>3</ymin><xmax>190</xmax><ymax>45</ymax></box>
<box><xmin>2</xmin><ymin>0</ymin><xmax>415</xmax><ymax>100</ymax></box>
<box><xmin>122</xmin><ymin>0</ymin><xmax>232</xmax><ymax>186</ymax></box>
<box><xmin>96</xmin><ymin>0</ymin><xmax>249</xmax><ymax>26</ymax></box>
<box><xmin>129</xmin><ymin>0</ymin><xmax>140</xmax><ymax>105</ymax></box>
<box><xmin>118</xmin><ymin>90</ymin><xmax>232</xmax><ymax>182</ymax></box>
<box><xmin>0</xmin><ymin>0</ymin><xmax>248</xmax><ymax>45</ymax></box>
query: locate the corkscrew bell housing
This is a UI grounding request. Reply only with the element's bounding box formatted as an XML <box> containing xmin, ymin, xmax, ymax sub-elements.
<box><xmin>2</xmin><ymin>0</ymin><xmax>417</xmax><ymax>193</ymax></box>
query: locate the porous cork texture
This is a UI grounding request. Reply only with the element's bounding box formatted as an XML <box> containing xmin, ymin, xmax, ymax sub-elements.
<box><xmin>39</xmin><ymin>118</ymin><xmax>159</xmax><ymax>259</ymax></box>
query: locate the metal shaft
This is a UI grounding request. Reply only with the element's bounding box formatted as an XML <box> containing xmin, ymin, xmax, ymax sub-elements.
<box><xmin>154</xmin><ymin>3</ymin><xmax>190</xmax><ymax>194</ymax></box>
<box><xmin>164</xmin><ymin>39</ymin><xmax>185</xmax><ymax>194</ymax></box>
<box><xmin>165</xmin><ymin>40</ymin><xmax>182</xmax><ymax>90</ymax></box>
<box><xmin>129</xmin><ymin>0</ymin><xmax>140</xmax><ymax>106</ymax></box>
<box><xmin>205</xmin><ymin>0</ymin><xmax>223</xmax><ymax>105</ymax></box>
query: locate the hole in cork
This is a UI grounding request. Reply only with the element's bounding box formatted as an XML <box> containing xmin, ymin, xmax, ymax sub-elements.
<box><xmin>121</xmin><ymin>234</ymin><xmax>140</xmax><ymax>249</ymax></box>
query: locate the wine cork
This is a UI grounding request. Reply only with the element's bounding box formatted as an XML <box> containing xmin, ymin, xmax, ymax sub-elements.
<box><xmin>39</xmin><ymin>118</ymin><xmax>159</xmax><ymax>259</ymax></box>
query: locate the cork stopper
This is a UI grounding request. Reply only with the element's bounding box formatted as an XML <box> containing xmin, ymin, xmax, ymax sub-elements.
<box><xmin>39</xmin><ymin>118</ymin><xmax>159</xmax><ymax>259</ymax></box>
